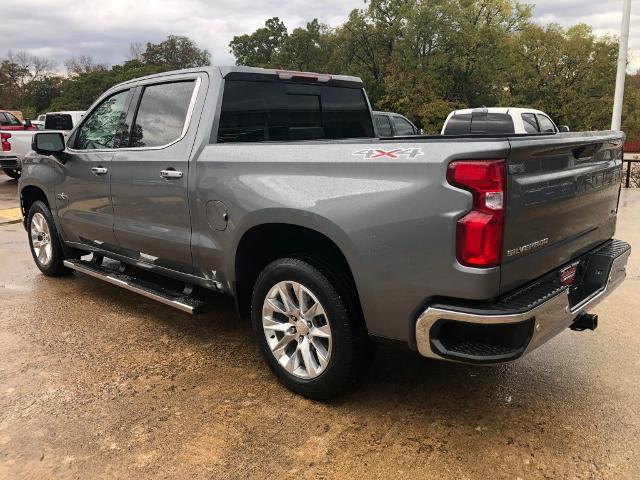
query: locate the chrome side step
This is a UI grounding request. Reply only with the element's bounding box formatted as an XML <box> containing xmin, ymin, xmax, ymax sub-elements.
<box><xmin>63</xmin><ymin>259</ymin><xmax>205</xmax><ymax>314</ymax></box>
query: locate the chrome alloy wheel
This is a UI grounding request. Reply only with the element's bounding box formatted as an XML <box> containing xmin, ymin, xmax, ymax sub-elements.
<box><xmin>30</xmin><ymin>212</ymin><xmax>53</xmax><ymax>266</ymax></box>
<box><xmin>262</xmin><ymin>281</ymin><xmax>332</xmax><ymax>379</ymax></box>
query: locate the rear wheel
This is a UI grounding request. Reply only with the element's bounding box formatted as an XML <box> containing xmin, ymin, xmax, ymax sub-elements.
<box><xmin>251</xmin><ymin>257</ymin><xmax>370</xmax><ymax>400</ymax></box>
<box><xmin>2</xmin><ymin>168</ymin><xmax>21</xmax><ymax>180</ymax></box>
<box><xmin>27</xmin><ymin>201</ymin><xmax>70</xmax><ymax>276</ymax></box>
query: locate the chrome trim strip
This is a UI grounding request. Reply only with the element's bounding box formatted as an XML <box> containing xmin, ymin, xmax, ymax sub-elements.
<box><xmin>63</xmin><ymin>260</ymin><xmax>196</xmax><ymax>314</ymax></box>
<box><xmin>66</xmin><ymin>77</ymin><xmax>202</xmax><ymax>154</ymax></box>
<box><xmin>415</xmin><ymin>247</ymin><xmax>630</xmax><ymax>362</ymax></box>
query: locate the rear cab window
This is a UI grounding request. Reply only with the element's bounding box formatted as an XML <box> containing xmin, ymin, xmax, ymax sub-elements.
<box><xmin>45</xmin><ymin>114</ymin><xmax>74</xmax><ymax>131</ymax></box>
<box><xmin>217</xmin><ymin>79</ymin><xmax>374</xmax><ymax>143</ymax></box>
<box><xmin>443</xmin><ymin>112</ymin><xmax>515</xmax><ymax>135</ymax></box>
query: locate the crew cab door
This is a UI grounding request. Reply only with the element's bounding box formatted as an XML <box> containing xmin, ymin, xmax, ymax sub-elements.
<box><xmin>109</xmin><ymin>76</ymin><xmax>203</xmax><ymax>274</ymax></box>
<box><xmin>56</xmin><ymin>88</ymin><xmax>132</xmax><ymax>247</ymax></box>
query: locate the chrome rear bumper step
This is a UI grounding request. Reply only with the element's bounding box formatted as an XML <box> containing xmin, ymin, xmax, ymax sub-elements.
<box><xmin>63</xmin><ymin>259</ymin><xmax>205</xmax><ymax>314</ymax></box>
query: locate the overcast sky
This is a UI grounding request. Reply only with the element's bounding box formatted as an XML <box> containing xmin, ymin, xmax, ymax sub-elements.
<box><xmin>3</xmin><ymin>0</ymin><xmax>639</xmax><ymax>73</ymax></box>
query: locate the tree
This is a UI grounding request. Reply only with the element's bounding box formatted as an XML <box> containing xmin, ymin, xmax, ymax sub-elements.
<box><xmin>141</xmin><ymin>35</ymin><xmax>211</xmax><ymax>70</ymax></box>
<box><xmin>230</xmin><ymin>18</ymin><xmax>288</xmax><ymax>67</ymax></box>
<box><xmin>503</xmin><ymin>23</ymin><xmax>618</xmax><ymax>130</ymax></box>
<box><xmin>65</xmin><ymin>55</ymin><xmax>108</xmax><ymax>76</ymax></box>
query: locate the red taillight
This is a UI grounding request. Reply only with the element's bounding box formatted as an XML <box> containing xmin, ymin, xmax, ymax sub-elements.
<box><xmin>1</xmin><ymin>133</ymin><xmax>11</xmax><ymax>152</ymax></box>
<box><xmin>447</xmin><ymin>159</ymin><xmax>506</xmax><ymax>267</ymax></box>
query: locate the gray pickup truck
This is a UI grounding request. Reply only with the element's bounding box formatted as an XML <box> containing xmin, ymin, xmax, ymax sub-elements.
<box><xmin>19</xmin><ymin>66</ymin><xmax>630</xmax><ymax>399</ymax></box>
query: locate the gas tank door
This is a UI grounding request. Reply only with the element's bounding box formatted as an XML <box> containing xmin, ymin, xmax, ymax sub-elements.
<box><xmin>205</xmin><ymin>200</ymin><xmax>228</xmax><ymax>231</ymax></box>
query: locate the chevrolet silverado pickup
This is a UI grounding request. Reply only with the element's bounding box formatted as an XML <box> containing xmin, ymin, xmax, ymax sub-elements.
<box><xmin>19</xmin><ymin>66</ymin><xmax>630</xmax><ymax>399</ymax></box>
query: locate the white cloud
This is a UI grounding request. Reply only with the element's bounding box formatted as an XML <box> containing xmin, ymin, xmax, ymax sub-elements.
<box><xmin>1</xmin><ymin>0</ymin><xmax>638</xmax><ymax>73</ymax></box>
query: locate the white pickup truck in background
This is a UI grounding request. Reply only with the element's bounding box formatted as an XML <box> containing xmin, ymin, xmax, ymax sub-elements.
<box><xmin>441</xmin><ymin>107</ymin><xmax>569</xmax><ymax>135</ymax></box>
<box><xmin>0</xmin><ymin>111</ymin><xmax>84</xmax><ymax>179</ymax></box>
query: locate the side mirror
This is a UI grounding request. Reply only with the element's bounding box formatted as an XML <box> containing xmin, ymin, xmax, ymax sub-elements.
<box><xmin>23</xmin><ymin>119</ymin><xmax>32</xmax><ymax>129</ymax></box>
<box><xmin>558</xmin><ymin>125</ymin><xmax>570</xmax><ymax>132</ymax></box>
<box><xmin>32</xmin><ymin>132</ymin><xmax>66</xmax><ymax>159</ymax></box>
<box><xmin>418</xmin><ymin>128</ymin><xmax>424</xmax><ymax>135</ymax></box>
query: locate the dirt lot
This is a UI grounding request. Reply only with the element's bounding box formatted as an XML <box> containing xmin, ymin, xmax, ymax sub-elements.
<box><xmin>0</xmin><ymin>173</ymin><xmax>639</xmax><ymax>479</ymax></box>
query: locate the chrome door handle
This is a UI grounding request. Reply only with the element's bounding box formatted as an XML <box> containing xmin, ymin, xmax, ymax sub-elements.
<box><xmin>160</xmin><ymin>169</ymin><xmax>183</xmax><ymax>179</ymax></box>
<box><xmin>91</xmin><ymin>167</ymin><xmax>108</xmax><ymax>175</ymax></box>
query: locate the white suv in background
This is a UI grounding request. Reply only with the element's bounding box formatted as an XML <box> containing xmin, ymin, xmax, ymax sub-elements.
<box><xmin>441</xmin><ymin>107</ymin><xmax>568</xmax><ymax>135</ymax></box>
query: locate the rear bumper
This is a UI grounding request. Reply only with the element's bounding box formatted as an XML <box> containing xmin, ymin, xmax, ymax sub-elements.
<box><xmin>0</xmin><ymin>156</ymin><xmax>20</xmax><ymax>169</ymax></box>
<box><xmin>415</xmin><ymin>239</ymin><xmax>630</xmax><ymax>364</ymax></box>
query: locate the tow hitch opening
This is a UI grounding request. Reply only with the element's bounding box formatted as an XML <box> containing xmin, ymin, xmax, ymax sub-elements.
<box><xmin>570</xmin><ymin>313</ymin><xmax>598</xmax><ymax>332</ymax></box>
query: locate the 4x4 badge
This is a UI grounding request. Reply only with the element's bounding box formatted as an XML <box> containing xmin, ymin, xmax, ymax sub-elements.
<box><xmin>352</xmin><ymin>148</ymin><xmax>424</xmax><ymax>159</ymax></box>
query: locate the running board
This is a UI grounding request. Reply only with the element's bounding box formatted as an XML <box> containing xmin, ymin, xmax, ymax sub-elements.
<box><xmin>63</xmin><ymin>259</ymin><xmax>205</xmax><ymax>314</ymax></box>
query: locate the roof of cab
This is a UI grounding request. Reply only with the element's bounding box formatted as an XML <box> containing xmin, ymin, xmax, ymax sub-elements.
<box><xmin>448</xmin><ymin>107</ymin><xmax>546</xmax><ymax>116</ymax></box>
<box><xmin>108</xmin><ymin>66</ymin><xmax>364</xmax><ymax>91</ymax></box>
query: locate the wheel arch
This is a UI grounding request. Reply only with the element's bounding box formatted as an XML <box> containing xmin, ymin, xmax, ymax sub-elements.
<box><xmin>232</xmin><ymin>217</ymin><xmax>365</xmax><ymax>326</ymax></box>
<box><xmin>20</xmin><ymin>184</ymin><xmax>51</xmax><ymax>229</ymax></box>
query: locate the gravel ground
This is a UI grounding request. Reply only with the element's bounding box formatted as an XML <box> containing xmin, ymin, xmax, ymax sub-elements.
<box><xmin>0</xmin><ymin>174</ymin><xmax>639</xmax><ymax>479</ymax></box>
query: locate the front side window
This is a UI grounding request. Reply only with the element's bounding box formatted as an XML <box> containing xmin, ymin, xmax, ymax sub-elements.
<box><xmin>0</xmin><ymin>112</ymin><xmax>22</xmax><ymax>126</ymax></box>
<box><xmin>392</xmin><ymin>116</ymin><xmax>415</xmax><ymax>136</ymax></box>
<box><xmin>130</xmin><ymin>81</ymin><xmax>195</xmax><ymax>148</ymax></box>
<box><xmin>75</xmin><ymin>90</ymin><xmax>129</xmax><ymax>150</ymax></box>
<box><xmin>375</xmin><ymin>115</ymin><xmax>393</xmax><ymax>137</ymax></box>
<box><xmin>536</xmin><ymin>114</ymin><xmax>556</xmax><ymax>133</ymax></box>
<box><xmin>217</xmin><ymin>80</ymin><xmax>374</xmax><ymax>143</ymax></box>
<box><xmin>522</xmin><ymin>113</ymin><xmax>539</xmax><ymax>133</ymax></box>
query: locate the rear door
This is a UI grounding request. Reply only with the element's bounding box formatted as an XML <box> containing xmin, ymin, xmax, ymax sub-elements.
<box><xmin>501</xmin><ymin>132</ymin><xmax>624</xmax><ymax>293</ymax></box>
<box><xmin>109</xmin><ymin>74</ymin><xmax>203</xmax><ymax>274</ymax></box>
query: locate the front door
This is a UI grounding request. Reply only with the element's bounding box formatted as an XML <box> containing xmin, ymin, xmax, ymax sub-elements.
<box><xmin>56</xmin><ymin>89</ymin><xmax>131</xmax><ymax>248</ymax></box>
<box><xmin>110</xmin><ymin>78</ymin><xmax>200</xmax><ymax>274</ymax></box>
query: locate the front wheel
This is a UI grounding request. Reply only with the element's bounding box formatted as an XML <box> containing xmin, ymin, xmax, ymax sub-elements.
<box><xmin>251</xmin><ymin>257</ymin><xmax>370</xmax><ymax>400</ymax></box>
<box><xmin>27</xmin><ymin>201</ymin><xmax>70</xmax><ymax>276</ymax></box>
<box><xmin>2</xmin><ymin>168</ymin><xmax>21</xmax><ymax>180</ymax></box>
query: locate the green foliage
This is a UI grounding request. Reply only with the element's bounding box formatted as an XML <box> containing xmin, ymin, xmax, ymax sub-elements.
<box><xmin>141</xmin><ymin>35</ymin><xmax>211</xmax><ymax>70</ymax></box>
<box><xmin>228</xmin><ymin>0</ymin><xmax>640</xmax><ymax>136</ymax></box>
<box><xmin>1</xmin><ymin>35</ymin><xmax>210</xmax><ymax>116</ymax></box>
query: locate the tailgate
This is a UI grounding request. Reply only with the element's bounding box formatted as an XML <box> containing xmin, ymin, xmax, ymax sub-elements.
<box><xmin>501</xmin><ymin>131</ymin><xmax>624</xmax><ymax>293</ymax></box>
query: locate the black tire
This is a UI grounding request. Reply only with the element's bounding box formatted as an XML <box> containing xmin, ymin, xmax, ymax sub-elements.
<box><xmin>251</xmin><ymin>257</ymin><xmax>371</xmax><ymax>400</ymax></box>
<box><xmin>27</xmin><ymin>200</ymin><xmax>70</xmax><ymax>276</ymax></box>
<box><xmin>2</xmin><ymin>168</ymin><xmax>21</xmax><ymax>180</ymax></box>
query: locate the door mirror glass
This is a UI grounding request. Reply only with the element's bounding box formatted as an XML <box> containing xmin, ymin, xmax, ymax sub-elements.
<box><xmin>23</xmin><ymin>119</ymin><xmax>32</xmax><ymax>128</ymax></box>
<box><xmin>32</xmin><ymin>132</ymin><xmax>65</xmax><ymax>156</ymax></box>
<box><xmin>558</xmin><ymin>125</ymin><xmax>570</xmax><ymax>132</ymax></box>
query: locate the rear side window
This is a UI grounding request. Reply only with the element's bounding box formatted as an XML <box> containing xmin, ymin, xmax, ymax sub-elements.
<box><xmin>45</xmin><ymin>114</ymin><xmax>74</xmax><ymax>131</ymax></box>
<box><xmin>130</xmin><ymin>81</ymin><xmax>195</xmax><ymax>148</ymax></box>
<box><xmin>443</xmin><ymin>112</ymin><xmax>515</xmax><ymax>135</ymax></box>
<box><xmin>217</xmin><ymin>80</ymin><xmax>374</xmax><ymax>143</ymax></box>
<box><xmin>392</xmin><ymin>116</ymin><xmax>415</xmax><ymax>136</ymax></box>
<box><xmin>536</xmin><ymin>114</ymin><xmax>556</xmax><ymax>133</ymax></box>
<box><xmin>375</xmin><ymin>115</ymin><xmax>393</xmax><ymax>137</ymax></box>
<box><xmin>521</xmin><ymin>113</ymin><xmax>539</xmax><ymax>133</ymax></box>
